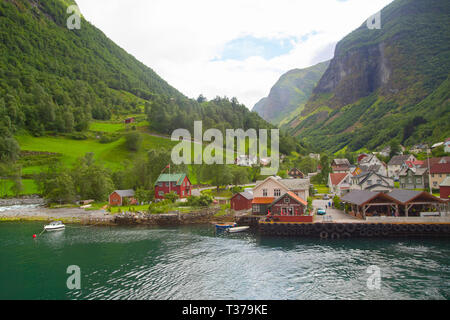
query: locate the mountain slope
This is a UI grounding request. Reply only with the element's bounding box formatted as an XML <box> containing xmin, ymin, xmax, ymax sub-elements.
<box><xmin>284</xmin><ymin>0</ymin><xmax>450</xmax><ymax>152</ymax></box>
<box><xmin>0</xmin><ymin>0</ymin><xmax>302</xmax><ymax>161</ymax></box>
<box><xmin>252</xmin><ymin>61</ymin><xmax>329</xmax><ymax>126</ymax></box>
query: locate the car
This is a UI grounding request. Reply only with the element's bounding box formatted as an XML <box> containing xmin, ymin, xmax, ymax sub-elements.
<box><xmin>323</xmin><ymin>194</ymin><xmax>330</xmax><ymax>200</ymax></box>
<box><xmin>317</xmin><ymin>208</ymin><xmax>326</xmax><ymax>215</ymax></box>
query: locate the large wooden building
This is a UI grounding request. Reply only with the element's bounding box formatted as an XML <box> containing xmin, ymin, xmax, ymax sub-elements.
<box><xmin>154</xmin><ymin>173</ymin><xmax>192</xmax><ymax>200</ymax></box>
<box><xmin>230</xmin><ymin>192</ymin><xmax>254</xmax><ymax>211</ymax></box>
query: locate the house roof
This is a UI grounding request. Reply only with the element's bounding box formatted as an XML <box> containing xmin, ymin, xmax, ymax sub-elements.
<box><xmin>329</xmin><ymin>173</ymin><xmax>349</xmax><ymax>186</ymax></box>
<box><xmin>418</xmin><ymin>157</ymin><xmax>450</xmax><ymax>168</ymax></box>
<box><xmin>112</xmin><ymin>189</ymin><xmax>135</xmax><ymax>197</ymax></box>
<box><xmin>430</xmin><ymin>163</ymin><xmax>450</xmax><ymax>174</ymax></box>
<box><xmin>270</xmin><ymin>191</ymin><xmax>307</xmax><ymax>206</ymax></box>
<box><xmin>399</xmin><ymin>167</ymin><xmax>428</xmax><ymax>176</ymax></box>
<box><xmin>440</xmin><ymin>176</ymin><xmax>450</xmax><ymax>187</ymax></box>
<box><xmin>155</xmin><ymin>173</ymin><xmax>189</xmax><ymax>186</ymax></box>
<box><xmin>254</xmin><ymin>176</ymin><xmax>309</xmax><ymax>192</ymax></box>
<box><xmin>388</xmin><ymin>155</ymin><xmax>412</xmax><ymax>166</ymax></box>
<box><xmin>352</xmin><ymin>171</ymin><xmax>392</xmax><ymax>186</ymax></box>
<box><xmin>252</xmin><ymin>197</ymin><xmax>275</xmax><ymax>204</ymax></box>
<box><xmin>388</xmin><ymin>189</ymin><xmax>444</xmax><ymax>204</ymax></box>
<box><xmin>340</xmin><ymin>190</ymin><xmax>386</xmax><ymax>206</ymax></box>
<box><xmin>232</xmin><ymin>191</ymin><xmax>254</xmax><ymax>200</ymax></box>
<box><xmin>332</xmin><ymin>159</ymin><xmax>350</xmax><ymax>166</ymax></box>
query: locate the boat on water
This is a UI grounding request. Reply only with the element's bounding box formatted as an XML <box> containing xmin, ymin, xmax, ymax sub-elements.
<box><xmin>226</xmin><ymin>226</ymin><xmax>250</xmax><ymax>233</ymax></box>
<box><xmin>44</xmin><ymin>221</ymin><xmax>65</xmax><ymax>231</ymax></box>
<box><xmin>215</xmin><ymin>222</ymin><xmax>237</xmax><ymax>231</ymax></box>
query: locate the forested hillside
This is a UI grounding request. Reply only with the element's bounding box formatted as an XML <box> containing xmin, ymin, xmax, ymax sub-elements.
<box><xmin>283</xmin><ymin>0</ymin><xmax>450</xmax><ymax>153</ymax></box>
<box><xmin>0</xmin><ymin>0</ymin><xmax>301</xmax><ymax>163</ymax></box>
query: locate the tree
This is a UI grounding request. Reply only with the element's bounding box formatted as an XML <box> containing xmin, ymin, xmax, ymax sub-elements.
<box><xmin>164</xmin><ymin>191</ymin><xmax>179</xmax><ymax>203</ymax></box>
<box><xmin>125</xmin><ymin>132</ymin><xmax>142</xmax><ymax>152</ymax></box>
<box><xmin>0</xmin><ymin>136</ymin><xmax>20</xmax><ymax>162</ymax></box>
<box><xmin>389</xmin><ymin>140</ymin><xmax>401</xmax><ymax>158</ymax></box>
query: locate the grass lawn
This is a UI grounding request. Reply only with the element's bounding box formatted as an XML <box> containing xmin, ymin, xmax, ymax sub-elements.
<box><xmin>0</xmin><ymin>179</ymin><xmax>39</xmax><ymax>197</ymax></box>
<box><xmin>314</xmin><ymin>184</ymin><xmax>329</xmax><ymax>194</ymax></box>
<box><xmin>16</xmin><ymin>132</ymin><xmax>178</xmax><ymax>173</ymax></box>
<box><xmin>89</xmin><ymin>122</ymin><xmax>126</xmax><ymax>133</ymax></box>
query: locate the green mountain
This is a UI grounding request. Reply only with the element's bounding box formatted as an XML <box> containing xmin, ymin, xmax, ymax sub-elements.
<box><xmin>252</xmin><ymin>61</ymin><xmax>329</xmax><ymax>126</ymax></box>
<box><xmin>283</xmin><ymin>0</ymin><xmax>450</xmax><ymax>153</ymax></box>
<box><xmin>0</xmin><ymin>0</ymin><xmax>301</xmax><ymax>162</ymax></box>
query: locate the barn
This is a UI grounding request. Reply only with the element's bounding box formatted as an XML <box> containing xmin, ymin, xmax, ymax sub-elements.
<box><xmin>109</xmin><ymin>189</ymin><xmax>136</xmax><ymax>206</ymax></box>
<box><xmin>230</xmin><ymin>191</ymin><xmax>253</xmax><ymax>211</ymax></box>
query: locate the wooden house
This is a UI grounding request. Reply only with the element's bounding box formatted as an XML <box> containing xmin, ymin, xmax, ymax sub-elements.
<box><xmin>109</xmin><ymin>189</ymin><xmax>136</xmax><ymax>206</ymax></box>
<box><xmin>154</xmin><ymin>173</ymin><xmax>192</xmax><ymax>200</ymax></box>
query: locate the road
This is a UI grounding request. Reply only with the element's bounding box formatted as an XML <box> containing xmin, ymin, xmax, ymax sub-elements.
<box><xmin>312</xmin><ymin>199</ymin><xmax>358</xmax><ymax>222</ymax></box>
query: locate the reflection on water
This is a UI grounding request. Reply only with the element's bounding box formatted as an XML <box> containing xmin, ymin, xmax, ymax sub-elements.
<box><xmin>0</xmin><ymin>222</ymin><xmax>449</xmax><ymax>300</ymax></box>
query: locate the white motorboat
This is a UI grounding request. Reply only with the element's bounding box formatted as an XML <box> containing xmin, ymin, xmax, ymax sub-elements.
<box><xmin>226</xmin><ymin>226</ymin><xmax>250</xmax><ymax>233</ymax></box>
<box><xmin>44</xmin><ymin>221</ymin><xmax>65</xmax><ymax>231</ymax></box>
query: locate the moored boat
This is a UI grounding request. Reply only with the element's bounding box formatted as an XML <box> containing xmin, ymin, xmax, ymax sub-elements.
<box><xmin>227</xmin><ymin>226</ymin><xmax>250</xmax><ymax>233</ymax></box>
<box><xmin>44</xmin><ymin>221</ymin><xmax>65</xmax><ymax>231</ymax></box>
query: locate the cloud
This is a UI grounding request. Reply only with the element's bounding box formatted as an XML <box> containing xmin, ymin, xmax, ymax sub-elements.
<box><xmin>76</xmin><ymin>0</ymin><xmax>394</xmax><ymax>109</ymax></box>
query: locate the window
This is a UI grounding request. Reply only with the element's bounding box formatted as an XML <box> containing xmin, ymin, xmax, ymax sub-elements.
<box><xmin>158</xmin><ymin>191</ymin><xmax>164</xmax><ymax>196</ymax></box>
<box><xmin>416</xmin><ymin>178</ymin><xmax>421</xmax><ymax>184</ymax></box>
<box><xmin>284</xmin><ymin>197</ymin><xmax>290</xmax><ymax>204</ymax></box>
<box><xmin>433</xmin><ymin>181</ymin><xmax>437</xmax><ymax>186</ymax></box>
<box><xmin>158</xmin><ymin>182</ymin><xmax>163</xmax><ymax>187</ymax></box>
<box><xmin>263</xmin><ymin>189</ymin><xmax>267</xmax><ymax>197</ymax></box>
<box><xmin>253</xmin><ymin>205</ymin><xmax>260</xmax><ymax>212</ymax></box>
<box><xmin>367</xmin><ymin>180</ymin><xmax>372</xmax><ymax>185</ymax></box>
<box><xmin>274</xmin><ymin>189</ymin><xmax>281</xmax><ymax>197</ymax></box>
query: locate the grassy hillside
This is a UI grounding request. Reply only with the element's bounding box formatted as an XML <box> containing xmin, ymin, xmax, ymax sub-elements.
<box><xmin>284</xmin><ymin>0</ymin><xmax>450</xmax><ymax>152</ymax></box>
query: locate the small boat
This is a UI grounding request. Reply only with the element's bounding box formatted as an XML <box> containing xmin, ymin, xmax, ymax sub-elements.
<box><xmin>215</xmin><ymin>222</ymin><xmax>237</xmax><ymax>231</ymax></box>
<box><xmin>227</xmin><ymin>226</ymin><xmax>250</xmax><ymax>233</ymax></box>
<box><xmin>44</xmin><ymin>221</ymin><xmax>65</xmax><ymax>231</ymax></box>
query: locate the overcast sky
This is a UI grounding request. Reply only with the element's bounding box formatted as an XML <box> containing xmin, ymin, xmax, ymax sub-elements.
<box><xmin>76</xmin><ymin>0</ymin><xmax>393</xmax><ymax>109</ymax></box>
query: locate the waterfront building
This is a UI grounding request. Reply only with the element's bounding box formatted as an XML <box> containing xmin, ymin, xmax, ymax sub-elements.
<box><xmin>230</xmin><ymin>192</ymin><xmax>254</xmax><ymax>211</ymax></box>
<box><xmin>109</xmin><ymin>189</ymin><xmax>136</xmax><ymax>206</ymax></box>
<box><xmin>154</xmin><ymin>173</ymin><xmax>192</xmax><ymax>200</ymax></box>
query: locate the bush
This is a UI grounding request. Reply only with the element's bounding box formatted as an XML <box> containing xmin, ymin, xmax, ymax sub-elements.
<box><xmin>125</xmin><ymin>132</ymin><xmax>142</xmax><ymax>151</ymax></box>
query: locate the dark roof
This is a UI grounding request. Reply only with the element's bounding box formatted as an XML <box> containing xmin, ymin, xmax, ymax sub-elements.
<box><xmin>341</xmin><ymin>190</ymin><xmax>379</xmax><ymax>206</ymax></box>
<box><xmin>388</xmin><ymin>189</ymin><xmax>445</xmax><ymax>204</ymax></box>
<box><xmin>112</xmin><ymin>189</ymin><xmax>135</xmax><ymax>197</ymax></box>
<box><xmin>332</xmin><ymin>159</ymin><xmax>350</xmax><ymax>166</ymax></box>
<box><xmin>232</xmin><ymin>192</ymin><xmax>254</xmax><ymax>200</ymax></box>
<box><xmin>388</xmin><ymin>155</ymin><xmax>411</xmax><ymax>166</ymax></box>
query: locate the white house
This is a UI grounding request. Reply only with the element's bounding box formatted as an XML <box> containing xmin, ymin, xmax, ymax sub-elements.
<box><xmin>387</xmin><ymin>154</ymin><xmax>417</xmax><ymax>179</ymax></box>
<box><xmin>351</xmin><ymin>172</ymin><xmax>394</xmax><ymax>193</ymax></box>
<box><xmin>328</xmin><ymin>172</ymin><xmax>352</xmax><ymax>197</ymax></box>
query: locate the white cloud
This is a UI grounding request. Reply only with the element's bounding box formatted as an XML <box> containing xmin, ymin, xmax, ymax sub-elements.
<box><xmin>76</xmin><ymin>0</ymin><xmax>394</xmax><ymax>109</ymax></box>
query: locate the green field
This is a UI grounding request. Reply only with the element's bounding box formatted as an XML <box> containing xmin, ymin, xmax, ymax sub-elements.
<box><xmin>0</xmin><ymin>179</ymin><xmax>39</xmax><ymax>197</ymax></box>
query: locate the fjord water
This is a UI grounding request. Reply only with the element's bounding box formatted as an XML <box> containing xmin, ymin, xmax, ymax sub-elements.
<box><xmin>0</xmin><ymin>222</ymin><xmax>449</xmax><ymax>300</ymax></box>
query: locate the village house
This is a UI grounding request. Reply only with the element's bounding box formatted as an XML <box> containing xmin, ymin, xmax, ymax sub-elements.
<box><xmin>430</xmin><ymin>163</ymin><xmax>450</xmax><ymax>190</ymax></box>
<box><xmin>154</xmin><ymin>173</ymin><xmax>192</xmax><ymax>200</ymax></box>
<box><xmin>309</xmin><ymin>153</ymin><xmax>320</xmax><ymax>160</ymax></box>
<box><xmin>251</xmin><ymin>176</ymin><xmax>310</xmax><ymax>215</ymax></box>
<box><xmin>410</xmin><ymin>143</ymin><xmax>430</xmax><ymax>154</ymax></box>
<box><xmin>288</xmin><ymin>168</ymin><xmax>305</xmax><ymax>179</ymax></box>
<box><xmin>328</xmin><ymin>172</ymin><xmax>351</xmax><ymax>197</ymax></box>
<box><xmin>230</xmin><ymin>191</ymin><xmax>254</xmax><ymax>211</ymax></box>
<box><xmin>268</xmin><ymin>192</ymin><xmax>310</xmax><ymax>222</ymax></box>
<box><xmin>109</xmin><ymin>189</ymin><xmax>136</xmax><ymax>206</ymax></box>
<box><xmin>387</xmin><ymin>154</ymin><xmax>417</xmax><ymax>179</ymax></box>
<box><xmin>399</xmin><ymin>167</ymin><xmax>429</xmax><ymax>190</ymax></box>
<box><xmin>439</xmin><ymin>176</ymin><xmax>450</xmax><ymax>199</ymax></box>
<box><xmin>350</xmin><ymin>171</ymin><xmax>394</xmax><ymax>193</ymax></box>
<box><xmin>331</xmin><ymin>159</ymin><xmax>351</xmax><ymax>173</ymax></box>
<box><xmin>124</xmin><ymin>117</ymin><xmax>135</xmax><ymax>124</ymax></box>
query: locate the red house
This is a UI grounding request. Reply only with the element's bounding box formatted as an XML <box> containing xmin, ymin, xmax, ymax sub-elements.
<box><xmin>124</xmin><ymin>117</ymin><xmax>135</xmax><ymax>124</ymax></box>
<box><xmin>154</xmin><ymin>173</ymin><xmax>192</xmax><ymax>200</ymax></box>
<box><xmin>230</xmin><ymin>192</ymin><xmax>253</xmax><ymax>211</ymax></box>
<box><xmin>109</xmin><ymin>189</ymin><xmax>136</xmax><ymax>206</ymax></box>
<box><xmin>269</xmin><ymin>192</ymin><xmax>312</xmax><ymax>223</ymax></box>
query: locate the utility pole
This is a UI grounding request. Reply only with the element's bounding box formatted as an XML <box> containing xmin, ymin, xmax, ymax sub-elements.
<box><xmin>427</xmin><ymin>147</ymin><xmax>432</xmax><ymax>194</ymax></box>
